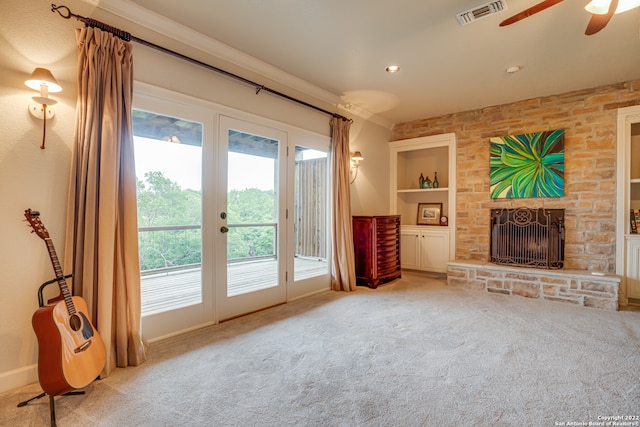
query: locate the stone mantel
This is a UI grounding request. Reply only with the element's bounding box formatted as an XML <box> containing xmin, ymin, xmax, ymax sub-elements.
<box><xmin>447</xmin><ymin>260</ymin><xmax>620</xmax><ymax>310</ymax></box>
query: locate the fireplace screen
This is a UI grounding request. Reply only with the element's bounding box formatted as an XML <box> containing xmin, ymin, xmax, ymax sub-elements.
<box><xmin>490</xmin><ymin>208</ymin><xmax>565</xmax><ymax>269</ymax></box>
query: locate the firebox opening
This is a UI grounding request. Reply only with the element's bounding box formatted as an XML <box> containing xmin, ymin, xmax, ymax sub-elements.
<box><xmin>490</xmin><ymin>208</ymin><xmax>565</xmax><ymax>269</ymax></box>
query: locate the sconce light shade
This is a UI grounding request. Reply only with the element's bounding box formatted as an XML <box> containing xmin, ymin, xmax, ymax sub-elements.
<box><xmin>25</xmin><ymin>67</ymin><xmax>62</xmax><ymax>93</ymax></box>
<box><xmin>25</xmin><ymin>67</ymin><xmax>62</xmax><ymax>149</ymax></box>
<box><xmin>350</xmin><ymin>151</ymin><xmax>364</xmax><ymax>184</ymax></box>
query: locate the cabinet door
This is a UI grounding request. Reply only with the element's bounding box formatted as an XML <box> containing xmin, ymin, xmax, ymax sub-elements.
<box><xmin>626</xmin><ymin>237</ymin><xmax>640</xmax><ymax>299</ymax></box>
<box><xmin>400</xmin><ymin>229</ymin><xmax>420</xmax><ymax>270</ymax></box>
<box><xmin>420</xmin><ymin>230</ymin><xmax>450</xmax><ymax>273</ymax></box>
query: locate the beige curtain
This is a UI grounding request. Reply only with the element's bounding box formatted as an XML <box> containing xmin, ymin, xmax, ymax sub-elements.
<box><xmin>330</xmin><ymin>117</ymin><xmax>357</xmax><ymax>291</ymax></box>
<box><xmin>64</xmin><ymin>27</ymin><xmax>146</xmax><ymax>376</ymax></box>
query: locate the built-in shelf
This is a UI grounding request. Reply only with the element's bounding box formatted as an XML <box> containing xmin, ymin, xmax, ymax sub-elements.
<box><xmin>397</xmin><ymin>188</ymin><xmax>449</xmax><ymax>193</ymax></box>
<box><xmin>389</xmin><ymin>133</ymin><xmax>457</xmax><ymax>273</ymax></box>
<box><xmin>630</xmin><ymin>179</ymin><xmax>640</xmax><ymax>184</ymax></box>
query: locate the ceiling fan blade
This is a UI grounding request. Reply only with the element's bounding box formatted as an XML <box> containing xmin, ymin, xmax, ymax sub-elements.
<box><xmin>585</xmin><ymin>0</ymin><xmax>618</xmax><ymax>35</ymax></box>
<box><xmin>499</xmin><ymin>0</ymin><xmax>564</xmax><ymax>26</ymax></box>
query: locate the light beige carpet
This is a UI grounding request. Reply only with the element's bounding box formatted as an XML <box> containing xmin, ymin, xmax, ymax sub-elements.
<box><xmin>2</xmin><ymin>271</ymin><xmax>639</xmax><ymax>426</ymax></box>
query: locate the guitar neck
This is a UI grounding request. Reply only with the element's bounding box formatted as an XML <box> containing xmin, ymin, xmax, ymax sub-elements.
<box><xmin>44</xmin><ymin>238</ymin><xmax>76</xmax><ymax>315</ymax></box>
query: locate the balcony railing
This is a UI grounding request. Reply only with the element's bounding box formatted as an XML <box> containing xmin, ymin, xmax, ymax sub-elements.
<box><xmin>138</xmin><ymin>223</ymin><xmax>277</xmax><ymax>274</ymax></box>
<box><xmin>226</xmin><ymin>222</ymin><xmax>277</xmax><ymax>264</ymax></box>
<box><xmin>138</xmin><ymin>224</ymin><xmax>327</xmax><ymax>316</ymax></box>
<box><xmin>138</xmin><ymin>225</ymin><xmax>201</xmax><ymax>275</ymax></box>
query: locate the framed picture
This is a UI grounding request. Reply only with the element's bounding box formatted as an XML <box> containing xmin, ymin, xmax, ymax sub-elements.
<box><xmin>489</xmin><ymin>129</ymin><xmax>564</xmax><ymax>199</ymax></box>
<box><xmin>417</xmin><ymin>203</ymin><xmax>442</xmax><ymax>226</ymax></box>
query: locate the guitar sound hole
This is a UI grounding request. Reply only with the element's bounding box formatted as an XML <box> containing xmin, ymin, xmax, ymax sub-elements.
<box><xmin>69</xmin><ymin>314</ymin><xmax>82</xmax><ymax>332</ymax></box>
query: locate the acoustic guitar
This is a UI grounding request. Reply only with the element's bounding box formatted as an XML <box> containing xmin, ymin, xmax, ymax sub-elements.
<box><xmin>24</xmin><ymin>209</ymin><xmax>106</xmax><ymax>396</ymax></box>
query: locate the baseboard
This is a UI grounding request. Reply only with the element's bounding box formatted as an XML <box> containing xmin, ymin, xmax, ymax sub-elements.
<box><xmin>401</xmin><ymin>269</ymin><xmax>447</xmax><ymax>279</ymax></box>
<box><xmin>0</xmin><ymin>364</ymin><xmax>38</xmax><ymax>394</ymax></box>
<box><xmin>288</xmin><ymin>286</ymin><xmax>331</xmax><ymax>302</ymax></box>
<box><xmin>145</xmin><ymin>320</ymin><xmax>217</xmax><ymax>344</ymax></box>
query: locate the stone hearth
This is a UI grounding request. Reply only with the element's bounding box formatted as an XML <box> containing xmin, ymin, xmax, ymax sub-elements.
<box><xmin>447</xmin><ymin>260</ymin><xmax>620</xmax><ymax>310</ymax></box>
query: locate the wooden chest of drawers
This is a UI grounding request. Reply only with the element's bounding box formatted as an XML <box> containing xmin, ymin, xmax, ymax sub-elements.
<box><xmin>352</xmin><ymin>215</ymin><xmax>401</xmax><ymax>288</ymax></box>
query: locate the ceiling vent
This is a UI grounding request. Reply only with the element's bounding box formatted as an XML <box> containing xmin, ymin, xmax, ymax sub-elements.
<box><xmin>456</xmin><ymin>0</ymin><xmax>507</xmax><ymax>25</ymax></box>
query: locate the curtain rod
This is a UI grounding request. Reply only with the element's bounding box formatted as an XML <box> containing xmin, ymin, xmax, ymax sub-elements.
<box><xmin>50</xmin><ymin>4</ymin><xmax>352</xmax><ymax>122</ymax></box>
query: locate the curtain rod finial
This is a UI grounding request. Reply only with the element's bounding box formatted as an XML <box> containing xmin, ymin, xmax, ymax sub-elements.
<box><xmin>51</xmin><ymin>4</ymin><xmax>74</xmax><ymax>19</ymax></box>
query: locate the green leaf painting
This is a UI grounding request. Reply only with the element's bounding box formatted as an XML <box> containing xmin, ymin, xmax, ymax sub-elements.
<box><xmin>489</xmin><ymin>130</ymin><xmax>564</xmax><ymax>199</ymax></box>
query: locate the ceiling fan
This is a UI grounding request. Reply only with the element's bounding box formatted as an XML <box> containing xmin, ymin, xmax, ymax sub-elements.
<box><xmin>499</xmin><ymin>0</ymin><xmax>639</xmax><ymax>35</ymax></box>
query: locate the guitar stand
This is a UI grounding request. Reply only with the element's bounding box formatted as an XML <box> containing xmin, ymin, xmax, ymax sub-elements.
<box><xmin>17</xmin><ymin>391</ymin><xmax>86</xmax><ymax>427</ymax></box>
<box><xmin>18</xmin><ymin>274</ymin><xmax>81</xmax><ymax>427</ymax></box>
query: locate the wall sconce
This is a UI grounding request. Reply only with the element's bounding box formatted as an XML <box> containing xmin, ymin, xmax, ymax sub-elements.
<box><xmin>25</xmin><ymin>68</ymin><xmax>62</xmax><ymax>149</ymax></box>
<box><xmin>350</xmin><ymin>151</ymin><xmax>364</xmax><ymax>184</ymax></box>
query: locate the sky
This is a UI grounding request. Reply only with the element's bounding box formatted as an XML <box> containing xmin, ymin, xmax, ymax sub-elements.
<box><xmin>133</xmin><ymin>137</ymin><xmax>275</xmax><ymax>191</ymax></box>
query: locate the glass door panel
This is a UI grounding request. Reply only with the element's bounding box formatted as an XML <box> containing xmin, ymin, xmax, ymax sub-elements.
<box><xmin>132</xmin><ymin>93</ymin><xmax>214</xmax><ymax>341</ymax></box>
<box><xmin>216</xmin><ymin>116</ymin><xmax>286</xmax><ymax>321</ymax></box>
<box><xmin>134</xmin><ymin>111</ymin><xmax>203</xmax><ymax>315</ymax></box>
<box><xmin>293</xmin><ymin>147</ymin><xmax>330</xmax><ymax>281</ymax></box>
<box><xmin>226</xmin><ymin>148</ymin><xmax>278</xmax><ymax>296</ymax></box>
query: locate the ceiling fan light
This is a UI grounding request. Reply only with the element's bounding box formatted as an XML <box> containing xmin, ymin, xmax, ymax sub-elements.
<box><xmin>585</xmin><ymin>0</ymin><xmax>611</xmax><ymax>14</ymax></box>
<box><xmin>616</xmin><ymin>0</ymin><xmax>640</xmax><ymax>13</ymax></box>
<box><xmin>585</xmin><ymin>0</ymin><xmax>640</xmax><ymax>14</ymax></box>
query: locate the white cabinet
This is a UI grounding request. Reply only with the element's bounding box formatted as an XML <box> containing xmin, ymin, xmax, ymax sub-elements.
<box><xmin>420</xmin><ymin>228</ymin><xmax>450</xmax><ymax>273</ymax></box>
<box><xmin>616</xmin><ymin>106</ymin><xmax>640</xmax><ymax>305</ymax></box>
<box><xmin>401</xmin><ymin>226</ymin><xmax>451</xmax><ymax>273</ymax></box>
<box><xmin>625</xmin><ymin>236</ymin><xmax>640</xmax><ymax>299</ymax></box>
<box><xmin>390</xmin><ymin>133</ymin><xmax>456</xmax><ymax>272</ymax></box>
<box><xmin>400</xmin><ymin>228</ymin><xmax>420</xmax><ymax>270</ymax></box>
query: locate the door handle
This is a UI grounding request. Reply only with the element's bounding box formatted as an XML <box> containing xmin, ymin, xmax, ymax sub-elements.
<box><xmin>220</xmin><ymin>226</ymin><xmax>229</xmax><ymax>233</ymax></box>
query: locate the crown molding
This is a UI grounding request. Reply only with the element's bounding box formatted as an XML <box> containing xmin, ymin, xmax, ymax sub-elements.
<box><xmin>95</xmin><ymin>0</ymin><xmax>339</xmax><ymax>105</ymax></box>
<box><xmin>92</xmin><ymin>0</ymin><xmax>392</xmax><ymax>129</ymax></box>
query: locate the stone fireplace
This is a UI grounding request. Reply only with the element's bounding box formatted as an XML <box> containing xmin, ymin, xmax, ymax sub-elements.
<box><xmin>447</xmin><ymin>208</ymin><xmax>617</xmax><ymax>311</ymax></box>
<box><xmin>490</xmin><ymin>208</ymin><xmax>565</xmax><ymax>269</ymax></box>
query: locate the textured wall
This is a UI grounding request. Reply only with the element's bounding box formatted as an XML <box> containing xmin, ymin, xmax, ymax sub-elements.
<box><xmin>391</xmin><ymin>80</ymin><xmax>640</xmax><ymax>273</ymax></box>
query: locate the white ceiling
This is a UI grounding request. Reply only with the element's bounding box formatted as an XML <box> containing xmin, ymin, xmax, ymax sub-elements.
<box><xmin>119</xmin><ymin>0</ymin><xmax>640</xmax><ymax>125</ymax></box>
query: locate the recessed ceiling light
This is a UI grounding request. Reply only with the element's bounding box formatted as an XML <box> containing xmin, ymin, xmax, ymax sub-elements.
<box><xmin>386</xmin><ymin>65</ymin><xmax>400</xmax><ymax>73</ymax></box>
<box><xmin>506</xmin><ymin>65</ymin><xmax>521</xmax><ymax>74</ymax></box>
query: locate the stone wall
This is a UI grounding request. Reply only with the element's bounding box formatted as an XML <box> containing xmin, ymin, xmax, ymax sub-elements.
<box><xmin>391</xmin><ymin>80</ymin><xmax>640</xmax><ymax>273</ymax></box>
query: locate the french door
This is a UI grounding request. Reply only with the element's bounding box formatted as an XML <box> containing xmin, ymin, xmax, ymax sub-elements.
<box><xmin>216</xmin><ymin>117</ymin><xmax>331</xmax><ymax>320</ymax></box>
<box><xmin>133</xmin><ymin>86</ymin><xmax>331</xmax><ymax>338</ymax></box>
<box><xmin>216</xmin><ymin>116</ymin><xmax>288</xmax><ymax>321</ymax></box>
